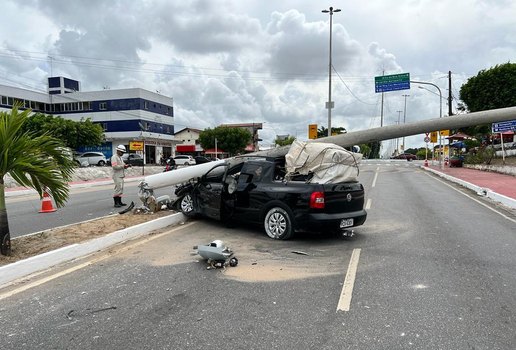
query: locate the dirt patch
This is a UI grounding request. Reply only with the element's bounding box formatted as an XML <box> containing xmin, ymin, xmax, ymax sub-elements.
<box><xmin>0</xmin><ymin>209</ymin><xmax>175</xmax><ymax>266</ymax></box>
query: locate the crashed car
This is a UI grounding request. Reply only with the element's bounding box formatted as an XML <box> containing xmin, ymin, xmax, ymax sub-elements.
<box><xmin>172</xmin><ymin>141</ymin><xmax>367</xmax><ymax>240</ymax></box>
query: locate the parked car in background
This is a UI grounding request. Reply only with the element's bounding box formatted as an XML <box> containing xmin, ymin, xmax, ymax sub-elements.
<box><xmin>74</xmin><ymin>152</ymin><xmax>107</xmax><ymax>166</ymax></box>
<box><xmin>391</xmin><ymin>153</ymin><xmax>418</xmax><ymax>161</ymax></box>
<box><xmin>194</xmin><ymin>156</ymin><xmax>211</xmax><ymax>164</ymax></box>
<box><xmin>173</xmin><ymin>155</ymin><xmax>196</xmax><ymax>166</ymax></box>
<box><xmin>122</xmin><ymin>153</ymin><xmax>144</xmax><ymax>166</ymax></box>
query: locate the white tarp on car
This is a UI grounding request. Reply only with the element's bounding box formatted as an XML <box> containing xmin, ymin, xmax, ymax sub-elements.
<box><xmin>285</xmin><ymin>140</ymin><xmax>362</xmax><ymax>184</ymax></box>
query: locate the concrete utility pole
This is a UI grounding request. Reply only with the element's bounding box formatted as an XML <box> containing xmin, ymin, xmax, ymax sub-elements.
<box><xmin>254</xmin><ymin>106</ymin><xmax>516</xmax><ymax>158</ymax></box>
<box><xmin>402</xmin><ymin>94</ymin><xmax>410</xmax><ymax>151</ymax></box>
<box><xmin>397</xmin><ymin>110</ymin><xmax>403</xmax><ymax>153</ymax></box>
<box><xmin>448</xmin><ymin>71</ymin><xmax>453</xmax><ymax>116</ymax></box>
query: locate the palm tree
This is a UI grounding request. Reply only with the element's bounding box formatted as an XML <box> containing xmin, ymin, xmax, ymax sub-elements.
<box><xmin>0</xmin><ymin>105</ymin><xmax>75</xmax><ymax>255</ymax></box>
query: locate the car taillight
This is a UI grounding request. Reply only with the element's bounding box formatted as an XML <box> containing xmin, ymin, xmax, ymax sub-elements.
<box><xmin>310</xmin><ymin>191</ymin><xmax>325</xmax><ymax>209</ymax></box>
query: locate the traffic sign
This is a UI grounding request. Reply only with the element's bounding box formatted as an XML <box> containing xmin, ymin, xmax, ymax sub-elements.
<box><xmin>430</xmin><ymin>131</ymin><xmax>438</xmax><ymax>143</ymax></box>
<box><xmin>492</xmin><ymin>120</ymin><xmax>516</xmax><ymax>133</ymax></box>
<box><xmin>308</xmin><ymin>124</ymin><xmax>318</xmax><ymax>139</ymax></box>
<box><xmin>375</xmin><ymin>73</ymin><xmax>410</xmax><ymax>93</ymax></box>
<box><xmin>129</xmin><ymin>141</ymin><xmax>144</xmax><ymax>151</ymax></box>
<box><xmin>424</xmin><ymin>136</ymin><xmax>430</xmax><ymax>143</ymax></box>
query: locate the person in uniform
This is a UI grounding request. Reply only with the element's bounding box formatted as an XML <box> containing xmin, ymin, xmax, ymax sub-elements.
<box><xmin>111</xmin><ymin>144</ymin><xmax>130</xmax><ymax>207</ymax></box>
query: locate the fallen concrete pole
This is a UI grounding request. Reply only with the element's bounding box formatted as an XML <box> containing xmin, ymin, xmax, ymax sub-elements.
<box><xmin>254</xmin><ymin>106</ymin><xmax>516</xmax><ymax>158</ymax></box>
<box><xmin>140</xmin><ymin>106</ymin><xmax>516</xmax><ymax>192</ymax></box>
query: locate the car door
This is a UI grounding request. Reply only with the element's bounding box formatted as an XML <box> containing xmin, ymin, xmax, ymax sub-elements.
<box><xmin>195</xmin><ymin>164</ymin><xmax>227</xmax><ymax>220</ymax></box>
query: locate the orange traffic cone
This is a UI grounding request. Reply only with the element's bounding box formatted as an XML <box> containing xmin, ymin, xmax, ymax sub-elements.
<box><xmin>39</xmin><ymin>191</ymin><xmax>57</xmax><ymax>213</ymax></box>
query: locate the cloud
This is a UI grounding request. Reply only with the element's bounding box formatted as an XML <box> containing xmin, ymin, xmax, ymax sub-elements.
<box><xmin>0</xmin><ymin>0</ymin><xmax>514</xmax><ymax>152</ymax></box>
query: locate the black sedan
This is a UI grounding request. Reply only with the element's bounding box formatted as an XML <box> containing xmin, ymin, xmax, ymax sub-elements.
<box><xmin>194</xmin><ymin>156</ymin><xmax>212</xmax><ymax>164</ymax></box>
<box><xmin>123</xmin><ymin>153</ymin><xmax>144</xmax><ymax>166</ymax></box>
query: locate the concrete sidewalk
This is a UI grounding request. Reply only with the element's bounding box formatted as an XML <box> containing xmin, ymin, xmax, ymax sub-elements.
<box><xmin>422</xmin><ymin>164</ymin><xmax>516</xmax><ymax>209</ymax></box>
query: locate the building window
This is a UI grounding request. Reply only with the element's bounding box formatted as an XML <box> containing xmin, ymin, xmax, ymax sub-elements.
<box><xmin>102</xmin><ymin>123</ymin><xmax>108</xmax><ymax>131</ymax></box>
<box><xmin>7</xmin><ymin>97</ymin><xmax>13</xmax><ymax>105</ymax></box>
<box><xmin>83</xmin><ymin>101</ymin><xmax>91</xmax><ymax>110</ymax></box>
<box><xmin>99</xmin><ymin>102</ymin><xmax>107</xmax><ymax>110</ymax></box>
<box><xmin>1</xmin><ymin>96</ymin><xmax>6</xmax><ymax>104</ymax></box>
<box><xmin>144</xmin><ymin>101</ymin><xmax>149</xmax><ymax>109</ymax></box>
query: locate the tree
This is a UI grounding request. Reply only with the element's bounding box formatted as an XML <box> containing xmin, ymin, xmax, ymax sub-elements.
<box><xmin>317</xmin><ymin>126</ymin><xmax>347</xmax><ymax>138</ymax></box>
<box><xmin>21</xmin><ymin>113</ymin><xmax>105</xmax><ymax>149</ymax></box>
<box><xmin>358</xmin><ymin>144</ymin><xmax>371</xmax><ymax>158</ymax></box>
<box><xmin>458</xmin><ymin>63</ymin><xmax>516</xmax><ymax>153</ymax></box>
<box><xmin>275</xmin><ymin>135</ymin><xmax>296</xmax><ymax>147</ymax></box>
<box><xmin>459</xmin><ymin>62</ymin><xmax>516</xmax><ymax>113</ymax></box>
<box><xmin>0</xmin><ymin>106</ymin><xmax>75</xmax><ymax>255</ymax></box>
<box><xmin>198</xmin><ymin>126</ymin><xmax>252</xmax><ymax>156</ymax></box>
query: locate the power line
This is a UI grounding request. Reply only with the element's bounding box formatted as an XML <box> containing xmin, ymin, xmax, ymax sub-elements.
<box><xmin>332</xmin><ymin>65</ymin><xmax>376</xmax><ymax>106</ymax></box>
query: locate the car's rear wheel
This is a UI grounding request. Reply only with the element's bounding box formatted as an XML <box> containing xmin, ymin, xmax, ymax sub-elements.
<box><xmin>179</xmin><ymin>194</ymin><xmax>196</xmax><ymax>217</ymax></box>
<box><xmin>264</xmin><ymin>206</ymin><xmax>293</xmax><ymax>240</ymax></box>
<box><xmin>98</xmin><ymin>160</ymin><xmax>106</xmax><ymax>166</ymax></box>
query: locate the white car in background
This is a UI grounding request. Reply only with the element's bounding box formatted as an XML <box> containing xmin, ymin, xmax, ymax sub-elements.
<box><xmin>74</xmin><ymin>152</ymin><xmax>107</xmax><ymax>166</ymax></box>
<box><xmin>173</xmin><ymin>155</ymin><xmax>196</xmax><ymax>166</ymax></box>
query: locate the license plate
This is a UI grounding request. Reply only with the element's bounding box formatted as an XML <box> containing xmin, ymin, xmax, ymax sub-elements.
<box><xmin>340</xmin><ymin>218</ymin><xmax>354</xmax><ymax>228</ymax></box>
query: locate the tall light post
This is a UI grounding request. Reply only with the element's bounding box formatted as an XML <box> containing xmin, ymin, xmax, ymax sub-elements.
<box><xmin>402</xmin><ymin>94</ymin><xmax>410</xmax><ymax>152</ymax></box>
<box><xmin>322</xmin><ymin>6</ymin><xmax>341</xmax><ymax>137</ymax></box>
<box><xmin>413</xmin><ymin>81</ymin><xmax>443</xmax><ymax>169</ymax></box>
<box><xmin>397</xmin><ymin>110</ymin><xmax>403</xmax><ymax>154</ymax></box>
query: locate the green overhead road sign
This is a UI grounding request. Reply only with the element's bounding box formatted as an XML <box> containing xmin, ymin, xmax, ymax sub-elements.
<box><xmin>375</xmin><ymin>73</ymin><xmax>410</xmax><ymax>93</ymax></box>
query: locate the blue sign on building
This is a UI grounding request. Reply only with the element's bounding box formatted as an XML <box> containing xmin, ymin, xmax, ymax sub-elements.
<box><xmin>492</xmin><ymin>120</ymin><xmax>516</xmax><ymax>133</ymax></box>
<box><xmin>77</xmin><ymin>142</ymin><xmax>113</xmax><ymax>159</ymax></box>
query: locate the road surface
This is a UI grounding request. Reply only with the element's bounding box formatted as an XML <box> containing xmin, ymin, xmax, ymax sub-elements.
<box><xmin>1</xmin><ymin>162</ymin><xmax>515</xmax><ymax>349</ymax></box>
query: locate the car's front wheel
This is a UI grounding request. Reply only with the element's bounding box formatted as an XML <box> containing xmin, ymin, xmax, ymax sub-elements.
<box><xmin>98</xmin><ymin>160</ymin><xmax>106</xmax><ymax>166</ymax></box>
<box><xmin>179</xmin><ymin>194</ymin><xmax>196</xmax><ymax>217</ymax></box>
<box><xmin>264</xmin><ymin>206</ymin><xmax>293</xmax><ymax>240</ymax></box>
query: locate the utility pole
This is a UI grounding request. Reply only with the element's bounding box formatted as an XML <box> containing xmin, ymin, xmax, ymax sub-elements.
<box><xmin>397</xmin><ymin>110</ymin><xmax>402</xmax><ymax>154</ymax></box>
<box><xmin>448</xmin><ymin>71</ymin><xmax>453</xmax><ymax>116</ymax></box>
<box><xmin>402</xmin><ymin>94</ymin><xmax>410</xmax><ymax>151</ymax></box>
<box><xmin>322</xmin><ymin>6</ymin><xmax>341</xmax><ymax>137</ymax></box>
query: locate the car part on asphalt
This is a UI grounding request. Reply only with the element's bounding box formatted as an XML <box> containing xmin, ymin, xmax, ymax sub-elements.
<box><xmin>118</xmin><ymin>201</ymin><xmax>135</xmax><ymax>214</ymax></box>
<box><xmin>195</xmin><ymin>240</ymin><xmax>237</xmax><ymax>269</ymax></box>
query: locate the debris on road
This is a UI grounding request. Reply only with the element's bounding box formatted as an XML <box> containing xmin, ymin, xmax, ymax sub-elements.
<box><xmin>291</xmin><ymin>250</ymin><xmax>309</xmax><ymax>256</ymax></box>
<box><xmin>194</xmin><ymin>240</ymin><xmax>238</xmax><ymax>269</ymax></box>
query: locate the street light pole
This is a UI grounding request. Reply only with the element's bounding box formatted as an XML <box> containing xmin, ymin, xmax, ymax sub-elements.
<box><xmin>397</xmin><ymin>110</ymin><xmax>402</xmax><ymax>154</ymax></box>
<box><xmin>414</xmin><ymin>81</ymin><xmax>443</xmax><ymax>169</ymax></box>
<box><xmin>322</xmin><ymin>6</ymin><xmax>341</xmax><ymax>137</ymax></box>
<box><xmin>402</xmin><ymin>94</ymin><xmax>410</xmax><ymax>151</ymax></box>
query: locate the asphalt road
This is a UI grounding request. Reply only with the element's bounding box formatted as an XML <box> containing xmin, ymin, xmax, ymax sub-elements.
<box><xmin>6</xmin><ymin>181</ymin><xmax>164</xmax><ymax>238</ymax></box>
<box><xmin>1</xmin><ymin>162</ymin><xmax>515</xmax><ymax>349</ymax></box>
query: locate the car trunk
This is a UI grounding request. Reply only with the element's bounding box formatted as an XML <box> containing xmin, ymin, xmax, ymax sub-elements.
<box><xmin>321</xmin><ymin>182</ymin><xmax>365</xmax><ymax>214</ymax></box>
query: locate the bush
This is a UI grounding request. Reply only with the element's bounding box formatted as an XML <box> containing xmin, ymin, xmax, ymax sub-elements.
<box><xmin>465</xmin><ymin>146</ymin><xmax>495</xmax><ymax>165</ymax></box>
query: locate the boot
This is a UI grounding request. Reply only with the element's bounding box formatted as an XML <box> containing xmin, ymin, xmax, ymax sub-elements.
<box><xmin>119</xmin><ymin>197</ymin><xmax>127</xmax><ymax>206</ymax></box>
<box><xmin>114</xmin><ymin>197</ymin><xmax>122</xmax><ymax>208</ymax></box>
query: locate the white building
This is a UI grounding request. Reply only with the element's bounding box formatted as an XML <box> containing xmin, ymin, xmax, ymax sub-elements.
<box><xmin>0</xmin><ymin>77</ymin><xmax>178</xmax><ymax>164</ymax></box>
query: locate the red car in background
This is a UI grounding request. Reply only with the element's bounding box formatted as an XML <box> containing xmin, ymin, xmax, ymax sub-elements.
<box><xmin>391</xmin><ymin>153</ymin><xmax>418</xmax><ymax>161</ymax></box>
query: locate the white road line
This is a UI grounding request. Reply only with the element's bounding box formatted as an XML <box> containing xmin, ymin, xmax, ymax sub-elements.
<box><xmin>425</xmin><ymin>173</ymin><xmax>516</xmax><ymax>224</ymax></box>
<box><xmin>337</xmin><ymin>248</ymin><xmax>361</xmax><ymax>312</ymax></box>
<box><xmin>371</xmin><ymin>167</ymin><xmax>379</xmax><ymax>188</ymax></box>
<box><xmin>365</xmin><ymin>198</ymin><xmax>372</xmax><ymax>210</ymax></box>
<box><xmin>0</xmin><ymin>222</ymin><xmax>197</xmax><ymax>300</ymax></box>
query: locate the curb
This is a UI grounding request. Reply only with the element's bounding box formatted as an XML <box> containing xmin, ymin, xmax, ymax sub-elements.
<box><xmin>422</xmin><ymin>166</ymin><xmax>516</xmax><ymax>209</ymax></box>
<box><xmin>0</xmin><ymin>212</ymin><xmax>186</xmax><ymax>288</ymax></box>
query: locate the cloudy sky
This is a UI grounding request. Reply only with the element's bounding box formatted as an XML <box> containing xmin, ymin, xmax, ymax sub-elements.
<box><xmin>1</xmin><ymin>0</ymin><xmax>515</xmax><ymax>152</ymax></box>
